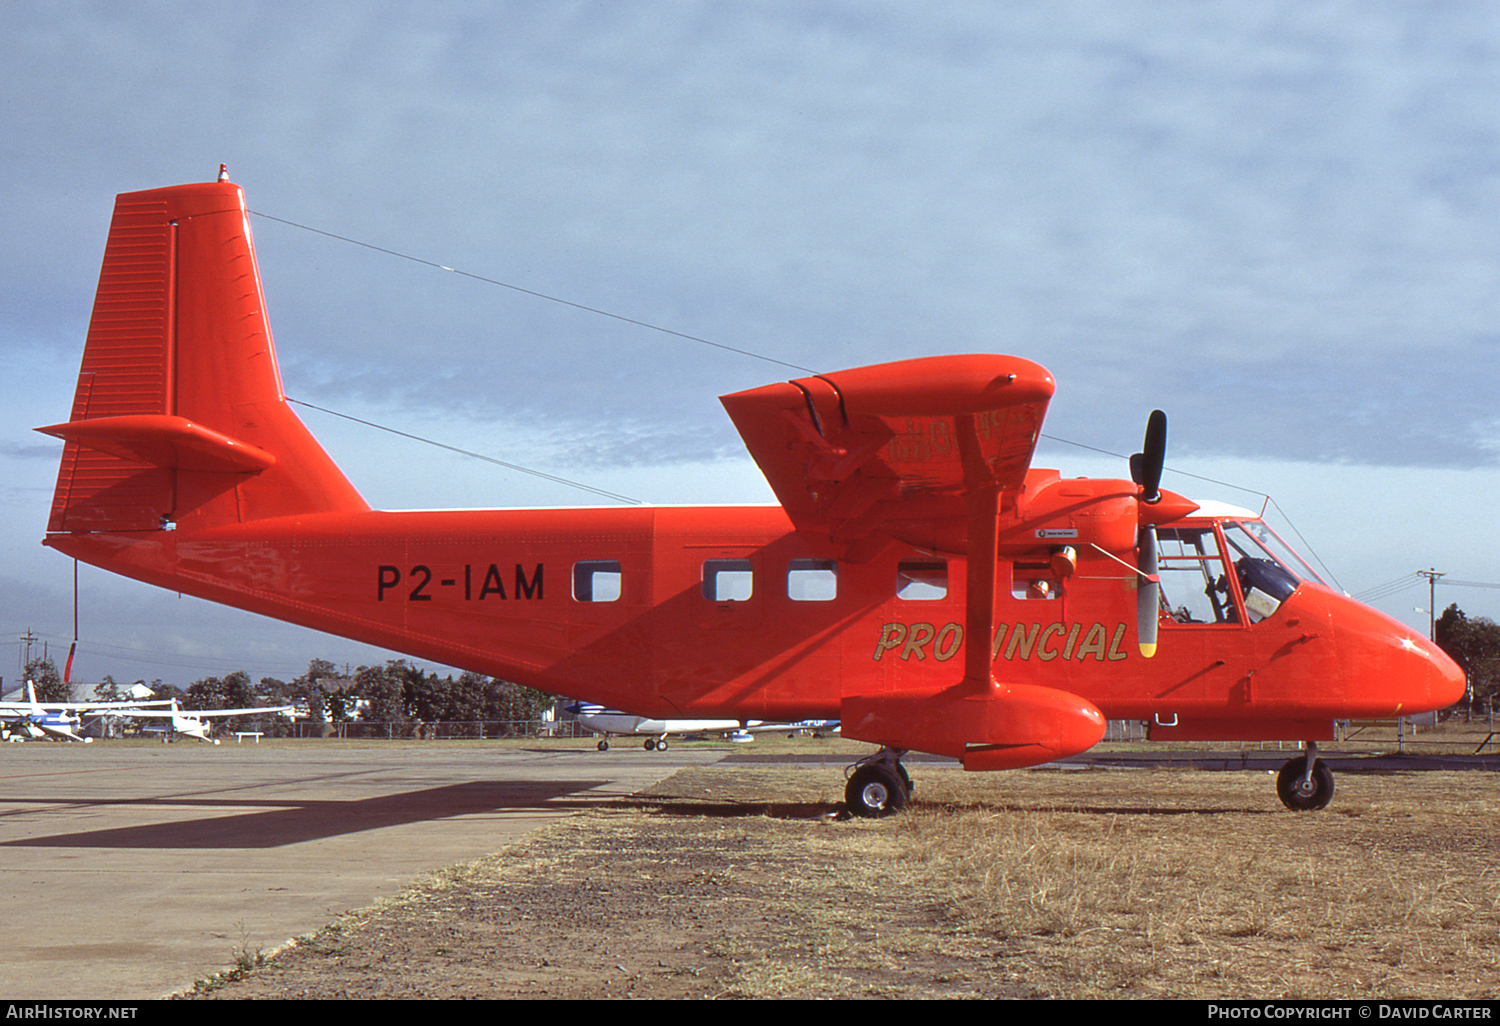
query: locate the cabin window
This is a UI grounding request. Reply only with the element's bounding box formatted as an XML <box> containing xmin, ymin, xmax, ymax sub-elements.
<box><xmin>897</xmin><ymin>560</ymin><xmax>948</xmax><ymax>600</ymax></box>
<box><xmin>702</xmin><ymin>559</ymin><xmax>753</xmax><ymax>602</ymax></box>
<box><xmin>1157</xmin><ymin>528</ymin><xmax>1238</xmax><ymax>624</ymax></box>
<box><xmin>787</xmin><ymin>559</ymin><xmax>838</xmax><ymax>601</ymax></box>
<box><xmin>1011</xmin><ymin>563</ymin><xmax>1060</xmax><ymax>600</ymax></box>
<box><xmin>572</xmin><ymin>560</ymin><xmax>622</xmax><ymax>602</ymax></box>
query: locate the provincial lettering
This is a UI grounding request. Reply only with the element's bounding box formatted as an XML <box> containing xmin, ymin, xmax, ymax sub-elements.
<box><xmin>933</xmin><ymin>623</ymin><xmax>963</xmax><ymax>661</ymax></box>
<box><xmin>1005</xmin><ymin>622</ymin><xmax>1042</xmax><ymax>661</ymax></box>
<box><xmin>1107</xmin><ymin>622</ymin><xmax>1128</xmax><ymax>662</ymax></box>
<box><xmin>873</xmin><ymin>623</ymin><xmax>907</xmax><ymax>661</ymax></box>
<box><xmin>871</xmin><ymin>620</ymin><xmax>1132</xmax><ymax>663</ymax></box>
<box><xmin>1061</xmin><ymin>622</ymin><xmax>1081</xmax><ymax>661</ymax></box>
<box><xmin>992</xmin><ymin>624</ymin><xmax>1008</xmax><ymax>660</ymax></box>
<box><xmin>900</xmin><ymin>622</ymin><xmax>936</xmax><ymax>661</ymax></box>
<box><xmin>1036</xmin><ymin>622</ymin><xmax>1067</xmax><ymax>661</ymax></box>
<box><xmin>1075</xmin><ymin>623</ymin><xmax>1107</xmax><ymax>661</ymax></box>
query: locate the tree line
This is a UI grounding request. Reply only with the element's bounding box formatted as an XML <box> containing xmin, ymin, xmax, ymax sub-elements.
<box><xmin>17</xmin><ymin>655</ymin><xmax>558</xmax><ymax>736</ymax></box>
<box><xmin>1434</xmin><ymin>604</ymin><xmax>1499</xmax><ymax>713</ymax></box>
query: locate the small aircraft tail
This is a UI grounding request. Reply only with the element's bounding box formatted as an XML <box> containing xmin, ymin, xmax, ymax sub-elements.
<box><xmin>39</xmin><ymin>179</ymin><xmax>368</xmax><ymax>534</ymax></box>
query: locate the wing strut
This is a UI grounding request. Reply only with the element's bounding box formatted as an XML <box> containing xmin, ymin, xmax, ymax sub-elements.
<box><xmin>957</xmin><ymin>414</ymin><xmax>1002</xmax><ymax>692</ymax></box>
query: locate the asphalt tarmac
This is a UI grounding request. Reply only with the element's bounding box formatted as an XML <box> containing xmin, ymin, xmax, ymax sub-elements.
<box><xmin>0</xmin><ymin>739</ymin><xmax>724</xmax><ymax>1000</ymax></box>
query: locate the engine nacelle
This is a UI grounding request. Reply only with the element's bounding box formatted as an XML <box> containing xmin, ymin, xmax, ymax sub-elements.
<box><xmin>841</xmin><ymin>679</ymin><xmax>1106</xmax><ymax>770</ymax></box>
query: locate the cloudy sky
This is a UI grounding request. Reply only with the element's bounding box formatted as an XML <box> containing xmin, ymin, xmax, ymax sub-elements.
<box><xmin>4</xmin><ymin>1</ymin><xmax>1499</xmax><ymax>690</ymax></box>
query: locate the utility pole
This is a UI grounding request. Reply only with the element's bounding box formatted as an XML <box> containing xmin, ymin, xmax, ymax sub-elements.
<box><xmin>19</xmin><ymin>628</ymin><xmax>38</xmax><ymax>673</ymax></box>
<box><xmin>1417</xmin><ymin>569</ymin><xmax>1444</xmax><ymax>640</ymax></box>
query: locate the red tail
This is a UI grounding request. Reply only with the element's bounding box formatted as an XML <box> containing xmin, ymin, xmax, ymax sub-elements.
<box><xmin>39</xmin><ymin>181</ymin><xmax>367</xmax><ymax>533</ymax></box>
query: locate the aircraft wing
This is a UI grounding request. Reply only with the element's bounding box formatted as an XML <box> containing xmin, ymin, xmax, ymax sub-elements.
<box><xmin>0</xmin><ymin>700</ymin><xmax>176</xmax><ymax>714</ymax></box>
<box><xmin>189</xmin><ymin>706</ymin><xmax>294</xmax><ymax>718</ymax></box>
<box><xmin>720</xmin><ymin>354</ymin><xmax>1054</xmax><ymax>557</ymax></box>
<box><xmin>121</xmin><ymin>705</ymin><xmax>292</xmax><ymax>718</ymax></box>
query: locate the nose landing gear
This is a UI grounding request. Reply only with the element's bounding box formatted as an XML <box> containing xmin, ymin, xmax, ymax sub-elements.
<box><xmin>1277</xmin><ymin>743</ymin><xmax>1335</xmax><ymax>811</ymax></box>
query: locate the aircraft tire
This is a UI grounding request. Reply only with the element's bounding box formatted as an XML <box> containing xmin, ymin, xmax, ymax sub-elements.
<box><xmin>845</xmin><ymin>764</ymin><xmax>908</xmax><ymax>818</ymax></box>
<box><xmin>597</xmin><ymin>739</ymin><xmax>609</xmax><ymax>751</ymax></box>
<box><xmin>657</xmin><ymin>739</ymin><xmax>668</xmax><ymax>751</ymax></box>
<box><xmin>1276</xmin><ymin>756</ymin><xmax>1334</xmax><ymax>811</ymax></box>
<box><xmin>644</xmin><ymin>738</ymin><xmax>656</xmax><ymax>751</ymax></box>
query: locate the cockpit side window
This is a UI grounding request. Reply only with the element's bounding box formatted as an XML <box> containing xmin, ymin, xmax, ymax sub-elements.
<box><xmin>1156</xmin><ymin>527</ymin><xmax>1240</xmax><ymax>625</ymax></box>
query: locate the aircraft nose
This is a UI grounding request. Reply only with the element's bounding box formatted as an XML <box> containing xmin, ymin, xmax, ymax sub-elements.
<box><xmin>1422</xmin><ymin>635</ymin><xmax>1468</xmax><ymax>709</ymax></box>
<box><xmin>1385</xmin><ymin>631</ymin><xmax>1466</xmax><ymax>713</ymax></box>
<box><xmin>1334</xmin><ymin>594</ymin><xmax>1466</xmax><ymax>716</ymax></box>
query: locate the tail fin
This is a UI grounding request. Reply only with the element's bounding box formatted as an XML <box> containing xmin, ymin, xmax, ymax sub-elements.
<box><xmin>39</xmin><ymin>180</ymin><xmax>367</xmax><ymax>533</ymax></box>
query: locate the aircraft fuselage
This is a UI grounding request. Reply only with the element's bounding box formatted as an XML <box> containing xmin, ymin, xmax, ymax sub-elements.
<box><xmin>45</xmin><ymin>501</ymin><xmax>1458</xmax><ymax>741</ymax></box>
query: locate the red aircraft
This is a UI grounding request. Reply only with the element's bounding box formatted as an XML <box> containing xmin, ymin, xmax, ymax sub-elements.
<box><xmin>38</xmin><ymin>178</ymin><xmax>1465</xmax><ymax>816</ymax></box>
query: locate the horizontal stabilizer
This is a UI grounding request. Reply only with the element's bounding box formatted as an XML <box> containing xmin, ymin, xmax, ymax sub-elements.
<box><xmin>38</xmin><ymin>415</ymin><xmax>276</xmax><ymax>473</ymax></box>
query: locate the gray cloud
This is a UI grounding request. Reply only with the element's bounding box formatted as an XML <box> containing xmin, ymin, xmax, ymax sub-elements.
<box><xmin>6</xmin><ymin>2</ymin><xmax>1500</xmax><ymax>681</ymax></box>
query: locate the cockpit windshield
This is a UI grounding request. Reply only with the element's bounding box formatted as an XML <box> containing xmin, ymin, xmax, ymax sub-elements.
<box><xmin>1221</xmin><ymin>521</ymin><xmax>1326</xmax><ymax>587</ymax></box>
<box><xmin>1219</xmin><ymin>520</ymin><xmax>1326</xmax><ymax>622</ymax></box>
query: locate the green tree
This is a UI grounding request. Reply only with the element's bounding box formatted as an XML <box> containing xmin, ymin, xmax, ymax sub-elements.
<box><xmin>355</xmin><ymin>661</ymin><xmax>411</xmax><ymax>728</ymax></box>
<box><xmin>484</xmin><ymin>678</ymin><xmax>555</xmax><ymax>727</ymax></box>
<box><xmin>25</xmin><ymin>657</ymin><xmax>68</xmax><ymax>703</ymax></box>
<box><xmin>1435</xmin><ymin>604</ymin><xmax>1500</xmax><ymax>711</ymax></box>
<box><xmin>185</xmin><ymin>670</ymin><xmax>254</xmax><ymax>710</ymax></box>
<box><xmin>400</xmin><ymin>664</ymin><xmax>445</xmax><ymax>723</ymax></box>
<box><xmin>93</xmin><ymin>675</ymin><xmax>123</xmax><ymax>703</ymax></box>
<box><xmin>293</xmin><ymin>659</ymin><xmax>342</xmax><ymax>724</ymax></box>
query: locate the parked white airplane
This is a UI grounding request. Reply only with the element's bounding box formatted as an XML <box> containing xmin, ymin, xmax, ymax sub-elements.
<box><xmin>568</xmin><ymin>702</ymin><xmax>838</xmax><ymax>751</ymax></box>
<box><xmin>0</xmin><ymin>681</ymin><xmax>175</xmax><ymax>743</ymax></box>
<box><xmin>121</xmin><ymin>699</ymin><xmax>295</xmax><ymax>745</ymax></box>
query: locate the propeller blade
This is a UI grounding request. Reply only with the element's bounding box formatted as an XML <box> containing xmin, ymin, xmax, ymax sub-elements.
<box><xmin>1132</xmin><ymin>410</ymin><xmax>1167</xmax><ymax>504</ymax></box>
<box><xmin>1137</xmin><ymin>526</ymin><xmax>1159</xmax><ymax>658</ymax></box>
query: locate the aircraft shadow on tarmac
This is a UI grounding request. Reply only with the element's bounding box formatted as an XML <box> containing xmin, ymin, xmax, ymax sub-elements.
<box><xmin>0</xmin><ymin>779</ymin><xmax>613</xmax><ymax>849</ymax></box>
<box><xmin>627</xmin><ymin>797</ymin><xmax>1277</xmax><ymax>819</ymax></box>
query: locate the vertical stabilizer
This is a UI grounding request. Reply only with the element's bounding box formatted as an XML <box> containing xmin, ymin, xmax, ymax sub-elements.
<box><xmin>40</xmin><ymin>180</ymin><xmax>368</xmax><ymax>533</ymax></box>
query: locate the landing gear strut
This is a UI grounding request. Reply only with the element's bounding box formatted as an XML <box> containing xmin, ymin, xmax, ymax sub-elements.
<box><xmin>845</xmin><ymin>748</ymin><xmax>912</xmax><ymax>818</ymax></box>
<box><xmin>1277</xmin><ymin>742</ymin><xmax>1335</xmax><ymax>811</ymax></box>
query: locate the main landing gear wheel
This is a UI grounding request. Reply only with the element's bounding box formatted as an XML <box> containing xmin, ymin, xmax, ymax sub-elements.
<box><xmin>845</xmin><ymin>760</ymin><xmax>909</xmax><ymax>818</ymax></box>
<box><xmin>597</xmin><ymin>739</ymin><xmax>609</xmax><ymax>751</ymax></box>
<box><xmin>1277</xmin><ymin>754</ymin><xmax>1335</xmax><ymax>811</ymax></box>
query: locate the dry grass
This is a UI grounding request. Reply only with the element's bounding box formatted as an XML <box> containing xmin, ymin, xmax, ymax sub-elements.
<box><xmin>635</xmin><ymin>765</ymin><xmax>1500</xmax><ymax>998</ymax></box>
<box><xmin>196</xmin><ymin>762</ymin><xmax>1500</xmax><ymax>1000</ymax></box>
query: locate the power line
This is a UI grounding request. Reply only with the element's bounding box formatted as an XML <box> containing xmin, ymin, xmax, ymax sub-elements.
<box><xmin>250</xmin><ymin>210</ymin><xmax>816</xmax><ymax>375</ymax></box>
<box><xmin>287</xmin><ymin>398</ymin><xmax>645</xmax><ymax>506</ymax></box>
